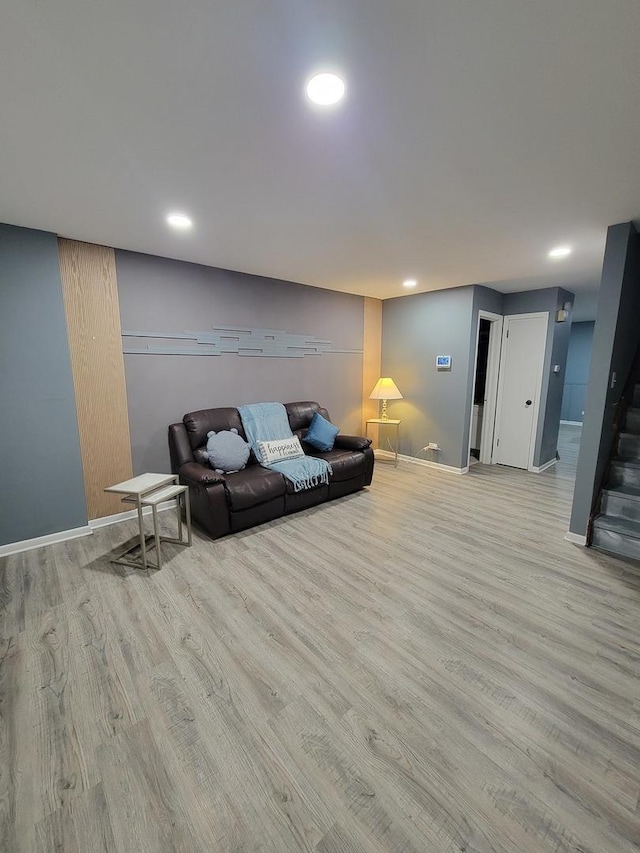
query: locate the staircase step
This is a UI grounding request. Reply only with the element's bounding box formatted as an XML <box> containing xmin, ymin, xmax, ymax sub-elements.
<box><xmin>592</xmin><ymin>514</ymin><xmax>640</xmax><ymax>559</ymax></box>
<box><xmin>624</xmin><ymin>407</ymin><xmax>640</xmax><ymax>433</ymax></box>
<box><xmin>617</xmin><ymin>432</ymin><xmax>640</xmax><ymax>459</ymax></box>
<box><xmin>601</xmin><ymin>485</ymin><xmax>640</xmax><ymax>521</ymax></box>
<box><xmin>608</xmin><ymin>458</ymin><xmax>640</xmax><ymax>488</ymax></box>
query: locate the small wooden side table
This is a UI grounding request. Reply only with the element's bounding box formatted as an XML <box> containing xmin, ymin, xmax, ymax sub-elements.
<box><xmin>105</xmin><ymin>473</ymin><xmax>192</xmax><ymax>570</ymax></box>
<box><xmin>366</xmin><ymin>418</ymin><xmax>401</xmax><ymax>467</ymax></box>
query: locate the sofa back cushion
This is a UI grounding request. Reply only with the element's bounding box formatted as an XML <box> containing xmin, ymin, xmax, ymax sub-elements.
<box><xmin>183</xmin><ymin>407</ymin><xmax>245</xmax><ymax>450</ymax></box>
<box><xmin>182</xmin><ymin>401</ymin><xmax>332</xmax><ymax>456</ymax></box>
<box><xmin>285</xmin><ymin>401</ymin><xmax>331</xmax><ymax>434</ymax></box>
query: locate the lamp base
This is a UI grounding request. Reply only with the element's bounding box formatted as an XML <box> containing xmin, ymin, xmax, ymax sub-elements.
<box><xmin>381</xmin><ymin>399</ymin><xmax>389</xmax><ymax>420</ymax></box>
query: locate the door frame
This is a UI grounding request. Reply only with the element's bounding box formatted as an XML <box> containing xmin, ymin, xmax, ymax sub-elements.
<box><xmin>467</xmin><ymin>310</ymin><xmax>503</xmax><ymax>466</ymax></box>
<box><xmin>492</xmin><ymin>311</ymin><xmax>549</xmax><ymax>471</ymax></box>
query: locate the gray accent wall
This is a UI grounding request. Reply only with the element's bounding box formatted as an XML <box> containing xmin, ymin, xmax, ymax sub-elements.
<box><xmin>0</xmin><ymin>224</ymin><xmax>87</xmax><ymax>546</ymax></box>
<box><xmin>381</xmin><ymin>286</ymin><xmax>476</xmax><ymax>469</ymax></box>
<box><xmin>115</xmin><ymin>251</ymin><xmax>365</xmax><ymax>473</ymax></box>
<box><xmin>561</xmin><ymin>322</ymin><xmax>595</xmax><ymax>423</ymax></box>
<box><xmin>570</xmin><ymin>222</ymin><xmax>640</xmax><ymax>537</ymax></box>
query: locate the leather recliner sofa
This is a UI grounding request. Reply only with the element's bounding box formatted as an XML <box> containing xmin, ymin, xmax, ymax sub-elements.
<box><xmin>168</xmin><ymin>401</ymin><xmax>374</xmax><ymax>539</ymax></box>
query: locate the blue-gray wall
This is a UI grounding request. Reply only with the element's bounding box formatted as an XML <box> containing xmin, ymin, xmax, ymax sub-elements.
<box><xmin>381</xmin><ymin>283</ymin><xmax>573</xmax><ymax>470</ymax></box>
<box><xmin>561</xmin><ymin>322</ymin><xmax>595</xmax><ymax>423</ymax></box>
<box><xmin>116</xmin><ymin>250</ymin><xmax>366</xmax><ymax>474</ymax></box>
<box><xmin>382</xmin><ymin>286</ymin><xmax>476</xmax><ymax>469</ymax></box>
<box><xmin>0</xmin><ymin>224</ymin><xmax>87</xmax><ymax>546</ymax></box>
<box><xmin>570</xmin><ymin>222</ymin><xmax>640</xmax><ymax>537</ymax></box>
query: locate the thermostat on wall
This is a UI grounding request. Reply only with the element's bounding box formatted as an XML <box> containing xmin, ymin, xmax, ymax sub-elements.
<box><xmin>436</xmin><ymin>355</ymin><xmax>452</xmax><ymax>370</ymax></box>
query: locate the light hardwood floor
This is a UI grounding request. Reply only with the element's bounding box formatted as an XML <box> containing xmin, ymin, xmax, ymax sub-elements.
<box><xmin>2</xmin><ymin>426</ymin><xmax>640</xmax><ymax>852</ymax></box>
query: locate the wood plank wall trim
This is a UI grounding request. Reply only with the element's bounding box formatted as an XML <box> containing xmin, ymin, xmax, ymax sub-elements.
<box><xmin>362</xmin><ymin>297</ymin><xmax>383</xmax><ymax>443</ymax></box>
<box><xmin>58</xmin><ymin>239</ymin><xmax>133</xmax><ymax>519</ymax></box>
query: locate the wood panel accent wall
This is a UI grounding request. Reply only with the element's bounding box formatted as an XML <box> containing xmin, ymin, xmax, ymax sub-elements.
<box><xmin>362</xmin><ymin>296</ymin><xmax>383</xmax><ymax>443</ymax></box>
<box><xmin>58</xmin><ymin>239</ymin><xmax>133</xmax><ymax>519</ymax></box>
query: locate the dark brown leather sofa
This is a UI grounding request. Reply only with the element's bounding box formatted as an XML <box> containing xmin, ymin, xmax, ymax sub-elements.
<box><xmin>168</xmin><ymin>401</ymin><xmax>374</xmax><ymax>539</ymax></box>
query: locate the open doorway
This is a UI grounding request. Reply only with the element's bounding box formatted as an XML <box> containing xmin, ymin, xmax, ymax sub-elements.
<box><xmin>470</xmin><ymin>319</ymin><xmax>491</xmax><ymax>463</ymax></box>
<box><xmin>468</xmin><ymin>311</ymin><xmax>503</xmax><ymax>466</ymax></box>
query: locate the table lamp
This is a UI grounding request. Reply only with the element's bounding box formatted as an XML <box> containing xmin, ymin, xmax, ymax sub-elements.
<box><xmin>369</xmin><ymin>377</ymin><xmax>403</xmax><ymax>420</ymax></box>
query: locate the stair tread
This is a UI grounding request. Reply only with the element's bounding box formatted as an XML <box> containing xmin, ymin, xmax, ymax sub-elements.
<box><xmin>602</xmin><ymin>485</ymin><xmax>640</xmax><ymax>500</ymax></box>
<box><xmin>611</xmin><ymin>457</ymin><xmax>640</xmax><ymax>468</ymax></box>
<box><xmin>593</xmin><ymin>514</ymin><xmax>640</xmax><ymax>538</ymax></box>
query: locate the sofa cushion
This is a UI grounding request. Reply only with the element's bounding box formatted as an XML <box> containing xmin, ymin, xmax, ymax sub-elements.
<box><xmin>222</xmin><ymin>466</ymin><xmax>286</xmax><ymax>511</ymax></box>
<box><xmin>184</xmin><ymin>408</ymin><xmax>245</xmax><ymax>450</ymax></box>
<box><xmin>307</xmin><ymin>448</ymin><xmax>365</xmax><ymax>482</ymax></box>
<box><xmin>285</xmin><ymin>401</ymin><xmax>323</xmax><ymax>432</ymax></box>
<box><xmin>303</xmin><ymin>411</ymin><xmax>339</xmax><ymax>452</ymax></box>
<box><xmin>284</xmin><ymin>476</ymin><xmax>328</xmax><ymax>495</ymax></box>
<box><xmin>193</xmin><ymin>446</ymin><xmax>209</xmax><ymax>465</ymax></box>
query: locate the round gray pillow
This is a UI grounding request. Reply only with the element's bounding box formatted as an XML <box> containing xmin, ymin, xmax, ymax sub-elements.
<box><xmin>203</xmin><ymin>428</ymin><xmax>250</xmax><ymax>473</ymax></box>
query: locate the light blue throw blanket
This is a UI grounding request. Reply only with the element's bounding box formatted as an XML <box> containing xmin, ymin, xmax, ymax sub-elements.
<box><xmin>239</xmin><ymin>402</ymin><xmax>332</xmax><ymax>492</ymax></box>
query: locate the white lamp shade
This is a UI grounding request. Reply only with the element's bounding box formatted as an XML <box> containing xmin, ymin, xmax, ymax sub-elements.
<box><xmin>369</xmin><ymin>377</ymin><xmax>403</xmax><ymax>400</ymax></box>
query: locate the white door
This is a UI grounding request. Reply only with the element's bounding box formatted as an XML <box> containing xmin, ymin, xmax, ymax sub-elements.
<box><xmin>493</xmin><ymin>313</ymin><xmax>548</xmax><ymax>469</ymax></box>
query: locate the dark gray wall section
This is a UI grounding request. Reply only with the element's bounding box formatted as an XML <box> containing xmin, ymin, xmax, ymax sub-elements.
<box><xmin>538</xmin><ymin>288</ymin><xmax>574</xmax><ymax>466</ymax></box>
<box><xmin>561</xmin><ymin>322</ymin><xmax>595</xmax><ymax>423</ymax></box>
<box><xmin>473</xmin><ymin>285</ymin><xmax>504</xmax><ymax>318</ymax></box>
<box><xmin>382</xmin><ymin>286</ymin><xmax>475</xmax><ymax>468</ymax></box>
<box><xmin>502</xmin><ymin>287</ymin><xmax>574</xmax><ymax>467</ymax></box>
<box><xmin>570</xmin><ymin>222</ymin><xmax>640</xmax><ymax>536</ymax></box>
<box><xmin>116</xmin><ymin>251</ymin><xmax>365</xmax><ymax>473</ymax></box>
<box><xmin>0</xmin><ymin>224</ymin><xmax>87</xmax><ymax>545</ymax></box>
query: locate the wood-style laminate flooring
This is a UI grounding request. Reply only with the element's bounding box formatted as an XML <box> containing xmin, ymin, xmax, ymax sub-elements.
<box><xmin>2</xmin><ymin>426</ymin><xmax>640</xmax><ymax>852</ymax></box>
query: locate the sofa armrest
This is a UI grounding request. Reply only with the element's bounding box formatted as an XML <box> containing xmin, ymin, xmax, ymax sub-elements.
<box><xmin>169</xmin><ymin>422</ymin><xmax>195</xmax><ymax>473</ymax></box>
<box><xmin>179</xmin><ymin>462</ymin><xmax>225</xmax><ymax>486</ymax></box>
<box><xmin>179</xmin><ymin>462</ymin><xmax>231</xmax><ymax>541</ymax></box>
<box><xmin>333</xmin><ymin>434</ymin><xmax>372</xmax><ymax>452</ymax></box>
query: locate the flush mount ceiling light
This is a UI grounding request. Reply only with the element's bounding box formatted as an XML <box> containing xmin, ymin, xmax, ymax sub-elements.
<box><xmin>166</xmin><ymin>212</ymin><xmax>193</xmax><ymax>231</ymax></box>
<box><xmin>403</xmin><ymin>278</ymin><xmax>417</xmax><ymax>288</ymax></box>
<box><xmin>548</xmin><ymin>244</ymin><xmax>572</xmax><ymax>259</ymax></box>
<box><xmin>305</xmin><ymin>72</ymin><xmax>346</xmax><ymax>106</ymax></box>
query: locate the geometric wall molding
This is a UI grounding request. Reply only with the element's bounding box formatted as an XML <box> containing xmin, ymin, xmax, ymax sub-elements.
<box><xmin>122</xmin><ymin>325</ymin><xmax>363</xmax><ymax>358</ymax></box>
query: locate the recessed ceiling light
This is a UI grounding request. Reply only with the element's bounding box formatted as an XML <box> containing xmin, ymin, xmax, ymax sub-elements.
<box><xmin>305</xmin><ymin>72</ymin><xmax>346</xmax><ymax>106</ymax></box>
<box><xmin>548</xmin><ymin>245</ymin><xmax>572</xmax><ymax>259</ymax></box>
<box><xmin>166</xmin><ymin>212</ymin><xmax>193</xmax><ymax>231</ymax></box>
<box><xmin>403</xmin><ymin>278</ymin><xmax>417</xmax><ymax>288</ymax></box>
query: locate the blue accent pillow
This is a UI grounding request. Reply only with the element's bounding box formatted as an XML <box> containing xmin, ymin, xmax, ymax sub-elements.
<box><xmin>203</xmin><ymin>428</ymin><xmax>250</xmax><ymax>472</ymax></box>
<box><xmin>304</xmin><ymin>412</ymin><xmax>339</xmax><ymax>452</ymax></box>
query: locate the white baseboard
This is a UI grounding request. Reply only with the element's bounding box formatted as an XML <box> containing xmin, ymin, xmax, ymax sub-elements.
<box><xmin>0</xmin><ymin>524</ymin><xmax>92</xmax><ymax>558</ymax></box>
<box><xmin>89</xmin><ymin>501</ymin><xmax>175</xmax><ymax>530</ymax></box>
<box><xmin>376</xmin><ymin>449</ymin><xmax>468</xmax><ymax>475</ymax></box>
<box><xmin>529</xmin><ymin>458</ymin><xmax>557</xmax><ymax>473</ymax></box>
<box><xmin>560</xmin><ymin>420</ymin><xmax>583</xmax><ymax>426</ymax></box>
<box><xmin>565</xmin><ymin>531</ymin><xmax>587</xmax><ymax>546</ymax></box>
<box><xmin>0</xmin><ymin>502</ymin><xmax>176</xmax><ymax>558</ymax></box>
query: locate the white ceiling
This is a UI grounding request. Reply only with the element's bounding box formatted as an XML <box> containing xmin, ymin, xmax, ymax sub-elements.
<box><xmin>2</xmin><ymin>0</ymin><xmax>639</xmax><ymax>313</ymax></box>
